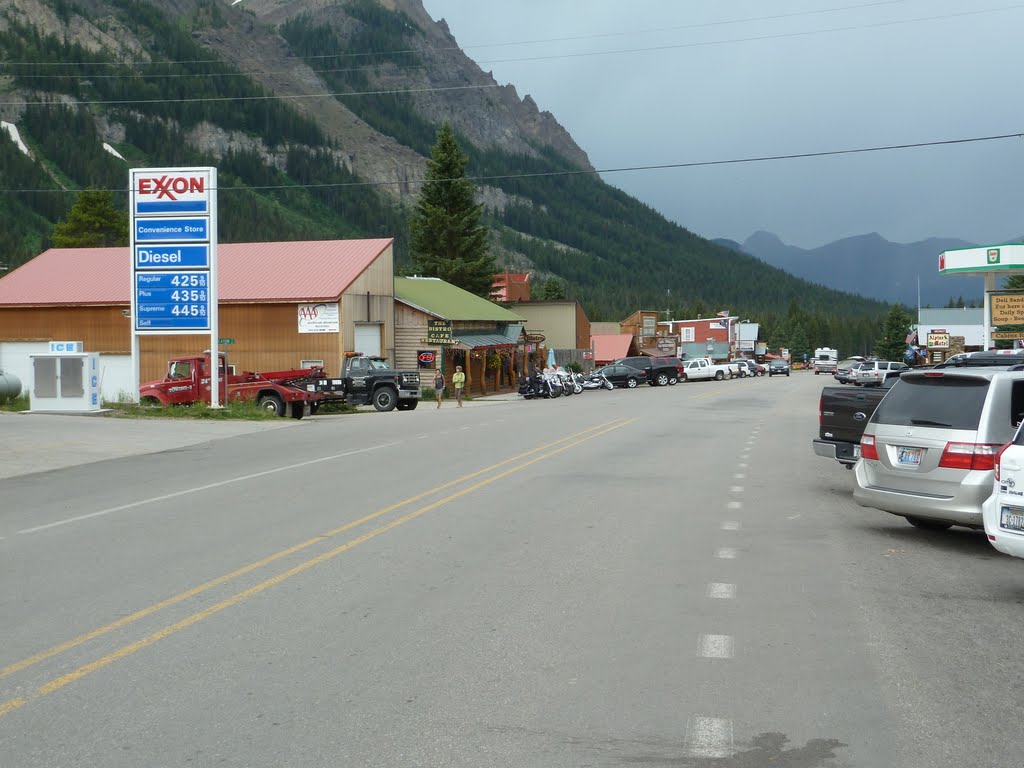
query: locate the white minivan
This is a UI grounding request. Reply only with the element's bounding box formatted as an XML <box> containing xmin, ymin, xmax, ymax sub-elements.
<box><xmin>984</xmin><ymin>437</ymin><xmax>1024</xmax><ymax>560</ymax></box>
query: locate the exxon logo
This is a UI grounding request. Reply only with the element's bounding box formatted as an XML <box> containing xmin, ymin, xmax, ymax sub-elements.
<box><xmin>138</xmin><ymin>175</ymin><xmax>206</xmax><ymax>201</ymax></box>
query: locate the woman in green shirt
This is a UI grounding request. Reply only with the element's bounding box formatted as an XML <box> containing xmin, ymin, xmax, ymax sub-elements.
<box><xmin>452</xmin><ymin>365</ymin><xmax>466</xmax><ymax>407</ymax></box>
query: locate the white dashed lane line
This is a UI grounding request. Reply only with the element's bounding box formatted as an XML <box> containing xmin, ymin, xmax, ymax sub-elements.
<box><xmin>698</xmin><ymin>634</ymin><xmax>736</xmax><ymax>659</ymax></box>
<box><xmin>686</xmin><ymin>717</ymin><xmax>734</xmax><ymax>758</ymax></box>
<box><xmin>721</xmin><ymin>520</ymin><xmax>741</xmax><ymax>530</ymax></box>
<box><xmin>716</xmin><ymin>547</ymin><xmax>738</xmax><ymax>559</ymax></box>
<box><xmin>707</xmin><ymin>582</ymin><xmax>737</xmax><ymax>599</ymax></box>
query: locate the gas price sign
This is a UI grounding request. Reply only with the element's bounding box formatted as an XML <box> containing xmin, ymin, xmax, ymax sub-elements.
<box><xmin>134</xmin><ymin>271</ymin><xmax>211</xmax><ymax>330</ymax></box>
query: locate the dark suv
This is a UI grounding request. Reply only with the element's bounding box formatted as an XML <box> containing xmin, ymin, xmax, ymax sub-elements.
<box><xmin>614</xmin><ymin>356</ymin><xmax>684</xmax><ymax>386</ymax></box>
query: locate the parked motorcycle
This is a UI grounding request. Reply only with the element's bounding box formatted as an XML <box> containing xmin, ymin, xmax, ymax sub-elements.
<box><xmin>519</xmin><ymin>373</ymin><xmax>556</xmax><ymax>399</ymax></box>
<box><xmin>582</xmin><ymin>371</ymin><xmax>615</xmax><ymax>391</ymax></box>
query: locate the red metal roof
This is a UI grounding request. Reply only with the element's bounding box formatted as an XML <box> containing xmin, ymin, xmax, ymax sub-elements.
<box><xmin>591</xmin><ymin>333</ymin><xmax>634</xmax><ymax>362</ymax></box>
<box><xmin>0</xmin><ymin>239</ymin><xmax>393</xmax><ymax>305</ymax></box>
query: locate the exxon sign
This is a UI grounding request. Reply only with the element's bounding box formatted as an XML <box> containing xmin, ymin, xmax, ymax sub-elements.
<box><xmin>132</xmin><ymin>169</ymin><xmax>212</xmax><ymax>216</ymax></box>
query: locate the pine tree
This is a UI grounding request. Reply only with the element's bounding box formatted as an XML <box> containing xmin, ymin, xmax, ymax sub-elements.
<box><xmin>51</xmin><ymin>189</ymin><xmax>128</xmax><ymax>247</ymax></box>
<box><xmin>539</xmin><ymin>276</ymin><xmax>567</xmax><ymax>300</ymax></box>
<box><xmin>874</xmin><ymin>304</ymin><xmax>915</xmax><ymax>361</ymax></box>
<box><xmin>409</xmin><ymin>123</ymin><xmax>497</xmax><ymax>297</ymax></box>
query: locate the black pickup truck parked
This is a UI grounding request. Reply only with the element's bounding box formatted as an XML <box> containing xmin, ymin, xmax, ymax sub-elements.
<box><xmin>813</xmin><ymin>371</ymin><xmax>902</xmax><ymax>467</ymax></box>
<box><xmin>614</xmin><ymin>356</ymin><xmax>685</xmax><ymax>386</ymax></box>
<box><xmin>309</xmin><ymin>354</ymin><xmax>421</xmax><ymax>412</ymax></box>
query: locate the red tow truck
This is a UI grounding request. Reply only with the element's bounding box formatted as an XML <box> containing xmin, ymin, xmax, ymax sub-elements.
<box><xmin>139</xmin><ymin>353</ymin><xmax>323</xmax><ymax>419</ymax></box>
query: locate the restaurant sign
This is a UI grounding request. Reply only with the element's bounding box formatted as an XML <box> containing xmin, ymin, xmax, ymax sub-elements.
<box><xmin>423</xmin><ymin>320</ymin><xmax>455</xmax><ymax>345</ymax></box>
<box><xmin>991</xmin><ymin>293</ymin><xmax>1024</xmax><ymax>325</ymax></box>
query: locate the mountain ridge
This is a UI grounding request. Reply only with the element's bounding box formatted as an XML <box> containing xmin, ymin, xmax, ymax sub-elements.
<box><xmin>730</xmin><ymin>230</ymin><xmax>986</xmax><ymax>306</ymax></box>
<box><xmin>0</xmin><ymin>0</ymin><xmax>888</xmax><ymax>326</ymax></box>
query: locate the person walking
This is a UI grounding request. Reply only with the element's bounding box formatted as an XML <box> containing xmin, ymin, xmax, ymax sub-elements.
<box><xmin>433</xmin><ymin>368</ymin><xmax>445</xmax><ymax>408</ymax></box>
<box><xmin>452</xmin><ymin>365</ymin><xmax>466</xmax><ymax>407</ymax></box>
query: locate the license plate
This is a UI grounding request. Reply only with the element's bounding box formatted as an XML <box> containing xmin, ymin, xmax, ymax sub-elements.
<box><xmin>1000</xmin><ymin>507</ymin><xmax>1024</xmax><ymax>532</ymax></box>
<box><xmin>896</xmin><ymin>446</ymin><xmax>922</xmax><ymax>466</ymax></box>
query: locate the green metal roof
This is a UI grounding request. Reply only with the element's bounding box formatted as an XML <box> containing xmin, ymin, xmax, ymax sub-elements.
<box><xmin>453</xmin><ymin>331</ymin><xmax>520</xmax><ymax>349</ymax></box>
<box><xmin>395</xmin><ymin>277</ymin><xmax>525</xmax><ymax>322</ymax></box>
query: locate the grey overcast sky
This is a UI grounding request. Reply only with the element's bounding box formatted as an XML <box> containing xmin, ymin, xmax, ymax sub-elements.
<box><xmin>421</xmin><ymin>0</ymin><xmax>1024</xmax><ymax>249</ymax></box>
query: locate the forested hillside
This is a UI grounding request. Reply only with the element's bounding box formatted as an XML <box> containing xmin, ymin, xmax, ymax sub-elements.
<box><xmin>0</xmin><ymin>0</ymin><xmax>889</xmax><ymax>340</ymax></box>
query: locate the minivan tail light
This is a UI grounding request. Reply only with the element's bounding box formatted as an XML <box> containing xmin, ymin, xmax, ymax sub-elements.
<box><xmin>861</xmin><ymin>433</ymin><xmax>879</xmax><ymax>460</ymax></box>
<box><xmin>938</xmin><ymin>442</ymin><xmax>1001</xmax><ymax>471</ymax></box>
<box><xmin>994</xmin><ymin>442</ymin><xmax>1013</xmax><ymax>481</ymax></box>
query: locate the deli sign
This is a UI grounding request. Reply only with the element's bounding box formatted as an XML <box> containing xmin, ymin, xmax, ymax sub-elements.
<box><xmin>134</xmin><ymin>170</ymin><xmax>212</xmax><ymax>215</ymax></box>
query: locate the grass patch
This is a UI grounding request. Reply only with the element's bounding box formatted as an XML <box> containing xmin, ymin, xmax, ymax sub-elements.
<box><xmin>104</xmin><ymin>400</ymin><xmax>280</xmax><ymax>420</ymax></box>
<box><xmin>0</xmin><ymin>394</ymin><xmax>29</xmax><ymax>412</ymax></box>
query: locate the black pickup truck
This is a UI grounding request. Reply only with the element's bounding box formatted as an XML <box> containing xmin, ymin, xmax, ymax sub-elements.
<box><xmin>614</xmin><ymin>356</ymin><xmax>685</xmax><ymax>386</ymax></box>
<box><xmin>812</xmin><ymin>371</ymin><xmax>902</xmax><ymax>467</ymax></box>
<box><xmin>309</xmin><ymin>354</ymin><xmax>421</xmax><ymax>412</ymax></box>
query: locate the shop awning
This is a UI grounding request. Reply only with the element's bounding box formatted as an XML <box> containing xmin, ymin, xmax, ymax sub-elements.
<box><xmin>452</xmin><ymin>329</ymin><xmax>522</xmax><ymax>350</ymax></box>
<box><xmin>640</xmin><ymin>347</ymin><xmax>676</xmax><ymax>357</ymax></box>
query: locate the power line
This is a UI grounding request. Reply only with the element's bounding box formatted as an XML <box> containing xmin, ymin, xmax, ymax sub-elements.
<box><xmin>4</xmin><ymin>0</ymin><xmax>1019</xmax><ymax>86</ymax></box>
<box><xmin>0</xmin><ymin>0</ymin><xmax>920</xmax><ymax>68</ymax></box>
<box><xmin>0</xmin><ymin>131</ymin><xmax>1019</xmax><ymax>194</ymax></box>
<box><xmin>0</xmin><ymin>82</ymin><xmax>502</xmax><ymax>108</ymax></box>
<box><xmin>473</xmin><ymin>3</ymin><xmax>1024</xmax><ymax>67</ymax></box>
<box><xmin>457</xmin><ymin>0</ymin><xmax>917</xmax><ymax>49</ymax></box>
<box><xmin>3</xmin><ymin>2</ymin><xmax>1020</xmax><ymax>103</ymax></box>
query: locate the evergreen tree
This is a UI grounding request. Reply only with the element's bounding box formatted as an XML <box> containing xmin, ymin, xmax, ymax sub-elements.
<box><xmin>409</xmin><ymin>123</ymin><xmax>497</xmax><ymax>297</ymax></box>
<box><xmin>874</xmin><ymin>304</ymin><xmax>915</xmax><ymax>361</ymax></box>
<box><xmin>539</xmin><ymin>276</ymin><xmax>567</xmax><ymax>300</ymax></box>
<box><xmin>788</xmin><ymin>322</ymin><xmax>811</xmax><ymax>364</ymax></box>
<box><xmin>51</xmin><ymin>189</ymin><xmax>128</xmax><ymax>247</ymax></box>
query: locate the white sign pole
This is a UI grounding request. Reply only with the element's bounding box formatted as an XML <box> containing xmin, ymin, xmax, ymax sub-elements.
<box><xmin>129</xmin><ymin>166</ymin><xmax>217</xmax><ymax>405</ymax></box>
<box><xmin>208</xmin><ymin>168</ymin><xmax>220</xmax><ymax>408</ymax></box>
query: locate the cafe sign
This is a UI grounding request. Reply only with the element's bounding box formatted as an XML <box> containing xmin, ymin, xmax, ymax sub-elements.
<box><xmin>991</xmin><ymin>293</ymin><xmax>1024</xmax><ymax>325</ymax></box>
<box><xmin>423</xmin><ymin>320</ymin><xmax>455</xmax><ymax>345</ymax></box>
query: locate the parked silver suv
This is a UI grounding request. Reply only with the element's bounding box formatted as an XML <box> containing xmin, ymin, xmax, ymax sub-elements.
<box><xmin>852</xmin><ymin>360</ymin><xmax>909</xmax><ymax>387</ymax></box>
<box><xmin>853</xmin><ymin>364</ymin><xmax>1024</xmax><ymax>529</ymax></box>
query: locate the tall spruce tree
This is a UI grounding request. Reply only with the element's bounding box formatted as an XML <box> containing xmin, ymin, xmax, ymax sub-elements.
<box><xmin>874</xmin><ymin>304</ymin><xmax>915</xmax><ymax>361</ymax></box>
<box><xmin>409</xmin><ymin>123</ymin><xmax>496</xmax><ymax>297</ymax></box>
<box><xmin>51</xmin><ymin>189</ymin><xmax>128</xmax><ymax>248</ymax></box>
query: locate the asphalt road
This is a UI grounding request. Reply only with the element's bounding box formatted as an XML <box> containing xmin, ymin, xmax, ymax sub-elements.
<box><xmin>2</xmin><ymin>375</ymin><xmax>1023</xmax><ymax>767</ymax></box>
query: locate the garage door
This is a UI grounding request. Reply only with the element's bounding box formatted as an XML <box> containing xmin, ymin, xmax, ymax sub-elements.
<box><xmin>354</xmin><ymin>323</ymin><xmax>382</xmax><ymax>357</ymax></box>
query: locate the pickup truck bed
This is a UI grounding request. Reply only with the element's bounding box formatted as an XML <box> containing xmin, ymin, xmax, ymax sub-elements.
<box><xmin>813</xmin><ymin>373</ymin><xmax>900</xmax><ymax>467</ymax></box>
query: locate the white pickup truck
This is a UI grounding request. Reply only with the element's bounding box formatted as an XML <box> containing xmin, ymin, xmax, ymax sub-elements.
<box><xmin>681</xmin><ymin>357</ymin><xmax>736</xmax><ymax>381</ymax></box>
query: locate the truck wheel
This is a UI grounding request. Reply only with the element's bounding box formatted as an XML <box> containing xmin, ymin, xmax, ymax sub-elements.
<box><xmin>258</xmin><ymin>394</ymin><xmax>285</xmax><ymax>416</ymax></box>
<box><xmin>656</xmin><ymin>373</ymin><xmax>669</xmax><ymax>386</ymax></box>
<box><xmin>290</xmin><ymin>402</ymin><xmax>306</xmax><ymax>420</ymax></box>
<box><xmin>815</xmin><ymin>370</ymin><xmax>820</xmax><ymax>375</ymax></box>
<box><xmin>715</xmin><ymin>371</ymin><xmax>724</xmax><ymax>381</ymax></box>
<box><xmin>396</xmin><ymin>400</ymin><xmax>418</xmax><ymax>411</ymax></box>
<box><xmin>372</xmin><ymin>387</ymin><xmax>398</xmax><ymax>412</ymax></box>
<box><xmin>626</xmin><ymin>377</ymin><xmax>638</xmax><ymax>388</ymax></box>
<box><xmin>310</xmin><ymin>402</ymin><xmax>320</xmax><ymax>415</ymax></box>
<box><xmin>668</xmin><ymin>376</ymin><xmax>678</xmax><ymax>385</ymax></box>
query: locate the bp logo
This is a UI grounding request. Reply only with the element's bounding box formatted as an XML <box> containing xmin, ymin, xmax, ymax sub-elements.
<box><xmin>988</xmin><ymin>248</ymin><xmax>1001</xmax><ymax>264</ymax></box>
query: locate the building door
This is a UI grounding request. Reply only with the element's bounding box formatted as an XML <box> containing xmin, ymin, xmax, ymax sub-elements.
<box><xmin>354</xmin><ymin>323</ymin><xmax>382</xmax><ymax>357</ymax></box>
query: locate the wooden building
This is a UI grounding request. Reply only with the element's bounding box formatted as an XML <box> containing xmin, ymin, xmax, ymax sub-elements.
<box><xmin>0</xmin><ymin>239</ymin><xmax>396</xmax><ymax>391</ymax></box>
<box><xmin>509</xmin><ymin>300</ymin><xmax>591</xmax><ymax>351</ymax></box>
<box><xmin>395</xmin><ymin>276</ymin><xmax>526</xmax><ymax>396</ymax></box>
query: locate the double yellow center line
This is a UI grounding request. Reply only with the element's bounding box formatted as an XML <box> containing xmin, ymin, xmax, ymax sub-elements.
<box><xmin>0</xmin><ymin>416</ymin><xmax>635</xmax><ymax>719</ymax></box>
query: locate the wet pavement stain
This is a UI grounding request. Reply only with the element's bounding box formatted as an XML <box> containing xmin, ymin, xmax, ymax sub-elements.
<box><xmin>619</xmin><ymin>732</ymin><xmax>848</xmax><ymax>767</ymax></box>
